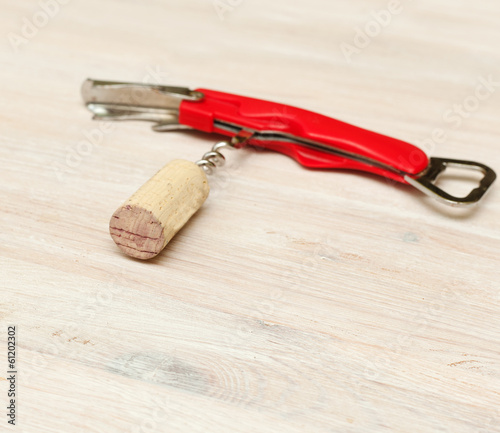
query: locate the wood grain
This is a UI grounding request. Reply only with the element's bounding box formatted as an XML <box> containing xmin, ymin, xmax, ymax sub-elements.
<box><xmin>0</xmin><ymin>0</ymin><xmax>499</xmax><ymax>432</ymax></box>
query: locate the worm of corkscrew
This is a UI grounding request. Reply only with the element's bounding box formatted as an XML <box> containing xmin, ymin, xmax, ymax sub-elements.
<box><xmin>196</xmin><ymin>131</ymin><xmax>253</xmax><ymax>175</ymax></box>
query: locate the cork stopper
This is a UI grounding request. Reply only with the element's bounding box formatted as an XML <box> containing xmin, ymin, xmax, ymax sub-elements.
<box><xmin>109</xmin><ymin>159</ymin><xmax>210</xmax><ymax>259</ymax></box>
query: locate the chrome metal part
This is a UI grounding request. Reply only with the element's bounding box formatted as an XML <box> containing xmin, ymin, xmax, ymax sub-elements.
<box><xmin>196</xmin><ymin>130</ymin><xmax>253</xmax><ymax>175</ymax></box>
<box><xmin>81</xmin><ymin>79</ymin><xmax>203</xmax><ymax>131</ymax></box>
<box><xmin>404</xmin><ymin>157</ymin><xmax>496</xmax><ymax>207</ymax></box>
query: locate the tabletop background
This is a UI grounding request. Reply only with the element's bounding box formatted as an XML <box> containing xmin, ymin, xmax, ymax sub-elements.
<box><xmin>1</xmin><ymin>1</ymin><xmax>499</xmax><ymax>432</ymax></box>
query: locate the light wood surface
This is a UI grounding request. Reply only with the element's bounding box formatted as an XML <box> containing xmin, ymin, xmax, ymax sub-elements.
<box><xmin>1</xmin><ymin>1</ymin><xmax>499</xmax><ymax>432</ymax></box>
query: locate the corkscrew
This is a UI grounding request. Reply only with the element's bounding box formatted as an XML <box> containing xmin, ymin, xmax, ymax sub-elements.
<box><xmin>82</xmin><ymin>79</ymin><xmax>496</xmax><ymax>260</ymax></box>
<box><xmin>196</xmin><ymin>131</ymin><xmax>251</xmax><ymax>174</ymax></box>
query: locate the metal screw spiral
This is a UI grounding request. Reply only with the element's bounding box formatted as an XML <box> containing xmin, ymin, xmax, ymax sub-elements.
<box><xmin>196</xmin><ymin>131</ymin><xmax>252</xmax><ymax>175</ymax></box>
<box><xmin>196</xmin><ymin>141</ymin><xmax>234</xmax><ymax>175</ymax></box>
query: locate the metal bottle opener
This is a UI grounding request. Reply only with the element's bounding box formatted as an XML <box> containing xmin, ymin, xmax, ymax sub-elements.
<box><xmin>82</xmin><ymin>79</ymin><xmax>496</xmax><ymax>259</ymax></box>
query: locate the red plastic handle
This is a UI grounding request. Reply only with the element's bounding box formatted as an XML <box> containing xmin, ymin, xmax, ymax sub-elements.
<box><xmin>179</xmin><ymin>89</ymin><xmax>429</xmax><ymax>183</ymax></box>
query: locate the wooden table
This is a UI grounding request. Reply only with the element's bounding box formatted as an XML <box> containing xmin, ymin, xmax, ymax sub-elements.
<box><xmin>1</xmin><ymin>1</ymin><xmax>499</xmax><ymax>431</ymax></box>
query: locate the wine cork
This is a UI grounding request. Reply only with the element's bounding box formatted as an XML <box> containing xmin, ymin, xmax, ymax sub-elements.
<box><xmin>109</xmin><ymin>159</ymin><xmax>209</xmax><ymax>259</ymax></box>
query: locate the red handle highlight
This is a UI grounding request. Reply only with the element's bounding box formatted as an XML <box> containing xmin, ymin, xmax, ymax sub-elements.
<box><xmin>179</xmin><ymin>89</ymin><xmax>429</xmax><ymax>183</ymax></box>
